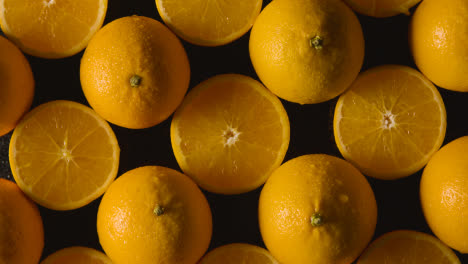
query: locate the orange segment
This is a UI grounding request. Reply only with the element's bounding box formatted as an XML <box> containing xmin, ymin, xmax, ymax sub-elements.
<box><xmin>334</xmin><ymin>65</ymin><xmax>446</xmax><ymax>180</ymax></box>
<box><xmin>171</xmin><ymin>74</ymin><xmax>289</xmax><ymax>194</ymax></box>
<box><xmin>9</xmin><ymin>100</ymin><xmax>119</xmax><ymax>210</ymax></box>
<box><xmin>200</xmin><ymin>243</ymin><xmax>279</xmax><ymax>264</ymax></box>
<box><xmin>156</xmin><ymin>0</ymin><xmax>262</xmax><ymax>46</ymax></box>
<box><xmin>0</xmin><ymin>0</ymin><xmax>107</xmax><ymax>58</ymax></box>
<box><xmin>343</xmin><ymin>0</ymin><xmax>421</xmax><ymax>17</ymax></box>
<box><xmin>41</xmin><ymin>246</ymin><xmax>112</xmax><ymax>264</ymax></box>
<box><xmin>358</xmin><ymin>230</ymin><xmax>460</xmax><ymax>263</ymax></box>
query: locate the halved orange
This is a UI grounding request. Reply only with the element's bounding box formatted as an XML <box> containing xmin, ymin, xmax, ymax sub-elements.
<box><xmin>343</xmin><ymin>0</ymin><xmax>421</xmax><ymax>18</ymax></box>
<box><xmin>41</xmin><ymin>247</ymin><xmax>112</xmax><ymax>264</ymax></box>
<box><xmin>171</xmin><ymin>74</ymin><xmax>289</xmax><ymax>194</ymax></box>
<box><xmin>200</xmin><ymin>243</ymin><xmax>279</xmax><ymax>264</ymax></box>
<box><xmin>358</xmin><ymin>230</ymin><xmax>460</xmax><ymax>263</ymax></box>
<box><xmin>156</xmin><ymin>0</ymin><xmax>262</xmax><ymax>46</ymax></box>
<box><xmin>9</xmin><ymin>100</ymin><xmax>119</xmax><ymax>210</ymax></box>
<box><xmin>334</xmin><ymin>65</ymin><xmax>446</xmax><ymax>180</ymax></box>
<box><xmin>0</xmin><ymin>0</ymin><xmax>107</xmax><ymax>58</ymax></box>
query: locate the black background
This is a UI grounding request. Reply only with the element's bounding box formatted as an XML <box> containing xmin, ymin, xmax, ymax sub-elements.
<box><xmin>1</xmin><ymin>0</ymin><xmax>468</xmax><ymax>262</ymax></box>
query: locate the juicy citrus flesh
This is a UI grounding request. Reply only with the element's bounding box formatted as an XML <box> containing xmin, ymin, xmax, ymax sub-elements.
<box><xmin>171</xmin><ymin>74</ymin><xmax>290</xmax><ymax>194</ymax></box>
<box><xmin>358</xmin><ymin>230</ymin><xmax>460</xmax><ymax>263</ymax></box>
<box><xmin>200</xmin><ymin>243</ymin><xmax>279</xmax><ymax>264</ymax></box>
<box><xmin>41</xmin><ymin>246</ymin><xmax>112</xmax><ymax>264</ymax></box>
<box><xmin>97</xmin><ymin>166</ymin><xmax>212</xmax><ymax>264</ymax></box>
<box><xmin>259</xmin><ymin>154</ymin><xmax>377</xmax><ymax>264</ymax></box>
<box><xmin>334</xmin><ymin>65</ymin><xmax>446</xmax><ymax>180</ymax></box>
<box><xmin>9</xmin><ymin>100</ymin><xmax>120</xmax><ymax>211</ymax></box>
<box><xmin>343</xmin><ymin>0</ymin><xmax>421</xmax><ymax>17</ymax></box>
<box><xmin>421</xmin><ymin>136</ymin><xmax>468</xmax><ymax>253</ymax></box>
<box><xmin>0</xmin><ymin>35</ymin><xmax>34</xmax><ymax>137</ymax></box>
<box><xmin>249</xmin><ymin>0</ymin><xmax>364</xmax><ymax>104</ymax></box>
<box><xmin>0</xmin><ymin>179</ymin><xmax>43</xmax><ymax>264</ymax></box>
<box><xmin>156</xmin><ymin>0</ymin><xmax>262</xmax><ymax>46</ymax></box>
<box><xmin>0</xmin><ymin>0</ymin><xmax>107</xmax><ymax>58</ymax></box>
<box><xmin>80</xmin><ymin>16</ymin><xmax>190</xmax><ymax>129</ymax></box>
<box><xmin>410</xmin><ymin>0</ymin><xmax>468</xmax><ymax>92</ymax></box>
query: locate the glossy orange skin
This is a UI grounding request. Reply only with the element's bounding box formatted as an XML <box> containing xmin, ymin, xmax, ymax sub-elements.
<box><xmin>97</xmin><ymin>166</ymin><xmax>212</xmax><ymax>264</ymax></box>
<box><xmin>410</xmin><ymin>0</ymin><xmax>468</xmax><ymax>92</ymax></box>
<box><xmin>259</xmin><ymin>154</ymin><xmax>377</xmax><ymax>264</ymax></box>
<box><xmin>0</xmin><ymin>179</ymin><xmax>44</xmax><ymax>264</ymax></box>
<box><xmin>249</xmin><ymin>0</ymin><xmax>364</xmax><ymax>104</ymax></box>
<box><xmin>421</xmin><ymin>136</ymin><xmax>468</xmax><ymax>253</ymax></box>
<box><xmin>41</xmin><ymin>247</ymin><xmax>112</xmax><ymax>264</ymax></box>
<box><xmin>0</xmin><ymin>36</ymin><xmax>34</xmax><ymax>136</ymax></box>
<box><xmin>81</xmin><ymin>16</ymin><xmax>190</xmax><ymax>129</ymax></box>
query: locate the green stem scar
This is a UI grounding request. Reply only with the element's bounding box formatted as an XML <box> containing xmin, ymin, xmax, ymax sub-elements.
<box><xmin>311</xmin><ymin>213</ymin><xmax>323</xmax><ymax>227</ymax></box>
<box><xmin>310</xmin><ymin>36</ymin><xmax>323</xmax><ymax>50</ymax></box>
<box><xmin>154</xmin><ymin>205</ymin><xmax>165</xmax><ymax>216</ymax></box>
<box><xmin>130</xmin><ymin>75</ymin><xmax>142</xmax><ymax>87</ymax></box>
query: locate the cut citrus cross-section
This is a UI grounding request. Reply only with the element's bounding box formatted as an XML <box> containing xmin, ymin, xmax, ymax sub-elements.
<box><xmin>334</xmin><ymin>65</ymin><xmax>446</xmax><ymax>180</ymax></box>
<box><xmin>357</xmin><ymin>230</ymin><xmax>460</xmax><ymax>264</ymax></box>
<box><xmin>200</xmin><ymin>243</ymin><xmax>279</xmax><ymax>264</ymax></box>
<box><xmin>171</xmin><ymin>74</ymin><xmax>290</xmax><ymax>194</ymax></box>
<box><xmin>9</xmin><ymin>100</ymin><xmax>120</xmax><ymax>211</ymax></box>
<box><xmin>156</xmin><ymin>0</ymin><xmax>262</xmax><ymax>46</ymax></box>
<box><xmin>0</xmin><ymin>0</ymin><xmax>107</xmax><ymax>58</ymax></box>
<box><xmin>343</xmin><ymin>0</ymin><xmax>421</xmax><ymax>18</ymax></box>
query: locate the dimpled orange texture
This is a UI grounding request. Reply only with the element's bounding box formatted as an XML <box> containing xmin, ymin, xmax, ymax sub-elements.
<box><xmin>0</xmin><ymin>36</ymin><xmax>34</xmax><ymax>137</ymax></box>
<box><xmin>421</xmin><ymin>136</ymin><xmax>468</xmax><ymax>253</ymax></box>
<box><xmin>259</xmin><ymin>154</ymin><xmax>377</xmax><ymax>264</ymax></box>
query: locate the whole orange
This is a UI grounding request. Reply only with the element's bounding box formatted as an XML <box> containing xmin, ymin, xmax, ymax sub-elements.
<box><xmin>97</xmin><ymin>166</ymin><xmax>212</xmax><ymax>264</ymax></box>
<box><xmin>421</xmin><ymin>136</ymin><xmax>468</xmax><ymax>253</ymax></box>
<box><xmin>81</xmin><ymin>16</ymin><xmax>190</xmax><ymax>129</ymax></box>
<box><xmin>249</xmin><ymin>0</ymin><xmax>364</xmax><ymax>104</ymax></box>
<box><xmin>0</xmin><ymin>179</ymin><xmax>43</xmax><ymax>264</ymax></box>
<box><xmin>410</xmin><ymin>0</ymin><xmax>468</xmax><ymax>92</ymax></box>
<box><xmin>41</xmin><ymin>247</ymin><xmax>112</xmax><ymax>264</ymax></box>
<box><xmin>259</xmin><ymin>154</ymin><xmax>377</xmax><ymax>264</ymax></box>
<box><xmin>0</xmin><ymin>36</ymin><xmax>34</xmax><ymax>137</ymax></box>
